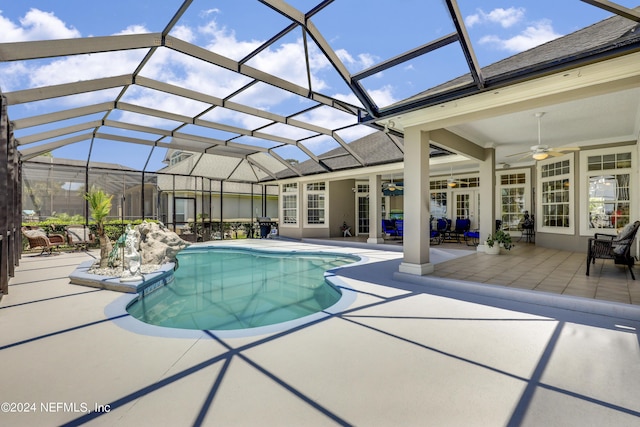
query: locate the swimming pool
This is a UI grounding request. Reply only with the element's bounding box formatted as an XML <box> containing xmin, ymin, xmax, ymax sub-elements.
<box><xmin>126</xmin><ymin>247</ymin><xmax>359</xmax><ymax>331</ymax></box>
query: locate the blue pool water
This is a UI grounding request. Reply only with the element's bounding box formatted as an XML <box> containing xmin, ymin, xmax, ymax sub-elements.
<box><xmin>126</xmin><ymin>247</ymin><xmax>358</xmax><ymax>331</ymax></box>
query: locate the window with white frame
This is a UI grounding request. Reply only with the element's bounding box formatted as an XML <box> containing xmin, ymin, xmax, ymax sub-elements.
<box><xmin>538</xmin><ymin>155</ymin><xmax>573</xmax><ymax>234</ymax></box>
<box><xmin>497</xmin><ymin>170</ymin><xmax>530</xmax><ymax>232</ymax></box>
<box><xmin>170</xmin><ymin>150</ymin><xmax>192</xmax><ymax>165</ymax></box>
<box><xmin>580</xmin><ymin>148</ymin><xmax>634</xmax><ymax>234</ymax></box>
<box><xmin>282</xmin><ymin>183</ymin><xmax>298</xmax><ymax>225</ymax></box>
<box><xmin>429</xmin><ymin>180</ymin><xmax>449</xmax><ymax>219</ymax></box>
<box><xmin>430</xmin><ymin>191</ymin><xmax>447</xmax><ymax>219</ymax></box>
<box><xmin>306</xmin><ymin>182</ymin><xmax>326</xmax><ymax>225</ymax></box>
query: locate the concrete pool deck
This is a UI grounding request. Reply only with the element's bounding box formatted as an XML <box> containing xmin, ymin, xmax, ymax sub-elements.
<box><xmin>1</xmin><ymin>240</ymin><xmax>639</xmax><ymax>426</ymax></box>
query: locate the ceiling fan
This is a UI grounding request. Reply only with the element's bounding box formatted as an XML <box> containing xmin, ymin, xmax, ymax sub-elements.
<box><xmin>507</xmin><ymin>112</ymin><xmax>579</xmax><ymax>161</ymax></box>
<box><xmin>446</xmin><ymin>167</ymin><xmax>463</xmax><ymax>187</ymax></box>
<box><xmin>382</xmin><ymin>174</ymin><xmax>403</xmax><ymax>192</ymax></box>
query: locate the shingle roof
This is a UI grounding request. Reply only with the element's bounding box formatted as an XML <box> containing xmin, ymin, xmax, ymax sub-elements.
<box><xmin>403</xmin><ymin>9</ymin><xmax>640</xmax><ymax>105</ymax></box>
<box><xmin>277</xmin><ymin>10</ymin><xmax>640</xmax><ymax>179</ymax></box>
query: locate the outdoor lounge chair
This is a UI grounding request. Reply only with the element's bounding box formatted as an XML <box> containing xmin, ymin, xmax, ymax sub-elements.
<box><xmin>21</xmin><ymin>227</ymin><xmax>65</xmax><ymax>255</ymax></box>
<box><xmin>66</xmin><ymin>225</ymin><xmax>95</xmax><ymax>251</ymax></box>
<box><xmin>586</xmin><ymin>220</ymin><xmax>640</xmax><ymax>280</ymax></box>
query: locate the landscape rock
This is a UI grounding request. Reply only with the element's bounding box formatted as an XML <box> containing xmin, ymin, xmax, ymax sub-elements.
<box><xmin>135</xmin><ymin>221</ymin><xmax>190</xmax><ymax>265</ymax></box>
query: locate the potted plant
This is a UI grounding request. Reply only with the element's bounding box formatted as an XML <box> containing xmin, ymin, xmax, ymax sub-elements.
<box><xmin>485</xmin><ymin>229</ymin><xmax>512</xmax><ymax>254</ymax></box>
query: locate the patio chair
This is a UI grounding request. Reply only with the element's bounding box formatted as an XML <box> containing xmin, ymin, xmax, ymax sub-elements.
<box><xmin>430</xmin><ymin>223</ymin><xmax>442</xmax><ymax>245</ymax></box>
<box><xmin>382</xmin><ymin>219</ymin><xmax>398</xmax><ymax>237</ymax></box>
<box><xmin>21</xmin><ymin>227</ymin><xmax>65</xmax><ymax>255</ymax></box>
<box><xmin>66</xmin><ymin>225</ymin><xmax>95</xmax><ymax>251</ymax></box>
<box><xmin>451</xmin><ymin>218</ymin><xmax>471</xmax><ymax>242</ymax></box>
<box><xmin>586</xmin><ymin>220</ymin><xmax>640</xmax><ymax>280</ymax></box>
<box><xmin>395</xmin><ymin>219</ymin><xmax>404</xmax><ymax>237</ymax></box>
<box><xmin>464</xmin><ymin>229</ymin><xmax>480</xmax><ymax>246</ymax></box>
<box><xmin>438</xmin><ymin>218</ymin><xmax>454</xmax><ymax>242</ymax></box>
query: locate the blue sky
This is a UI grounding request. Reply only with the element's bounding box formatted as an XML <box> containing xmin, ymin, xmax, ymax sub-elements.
<box><xmin>0</xmin><ymin>1</ymin><xmax>629</xmax><ymax>171</ymax></box>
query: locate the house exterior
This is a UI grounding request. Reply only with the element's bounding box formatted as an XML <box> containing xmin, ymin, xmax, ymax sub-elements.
<box><xmin>157</xmin><ymin>149</ymin><xmax>279</xmax><ymax>237</ymax></box>
<box><xmin>274</xmin><ymin>11</ymin><xmax>640</xmax><ymax>265</ymax></box>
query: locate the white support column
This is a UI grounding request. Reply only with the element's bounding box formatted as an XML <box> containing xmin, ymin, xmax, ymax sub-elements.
<box><xmin>367</xmin><ymin>174</ymin><xmax>384</xmax><ymax>244</ymax></box>
<box><xmin>477</xmin><ymin>145</ymin><xmax>496</xmax><ymax>250</ymax></box>
<box><xmin>399</xmin><ymin>127</ymin><xmax>433</xmax><ymax>275</ymax></box>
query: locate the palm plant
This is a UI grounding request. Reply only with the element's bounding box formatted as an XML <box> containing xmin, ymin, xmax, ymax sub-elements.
<box><xmin>84</xmin><ymin>187</ymin><xmax>113</xmax><ymax>268</ymax></box>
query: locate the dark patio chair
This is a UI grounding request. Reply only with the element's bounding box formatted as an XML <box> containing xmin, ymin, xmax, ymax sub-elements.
<box><xmin>395</xmin><ymin>220</ymin><xmax>404</xmax><ymax>237</ymax></box>
<box><xmin>464</xmin><ymin>229</ymin><xmax>480</xmax><ymax>246</ymax></box>
<box><xmin>430</xmin><ymin>220</ymin><xmax>443</xmax><ymax>245</ymax></box>
<box><xmin>586</xmin><ymin>220</ymin><xmax>640</xmax><ymax>280</ymax></box>
<box><xmin>382</xmin><ymin>219</ymin><xmax>398</xmax><ymax>237</ymax></box>
<box><xmin>440</xmin><ymin>218</ymin><xmax>454</xmax><ymax>242</ymax></box>
<box><xmin>452</xmin><ymin>218</ymin><xmax>471</xmax><ymax>242</ymax></box>
<box><xmin>66</xmin><ymin>225</ymin><xmax>95</xmax><ymax>251</ymax></box>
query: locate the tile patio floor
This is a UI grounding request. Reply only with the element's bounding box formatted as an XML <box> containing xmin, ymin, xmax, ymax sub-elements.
<box><xmin>1</xmin><ymin>240</ymin><xmax>639</xmax><ymax>426</ymax></box>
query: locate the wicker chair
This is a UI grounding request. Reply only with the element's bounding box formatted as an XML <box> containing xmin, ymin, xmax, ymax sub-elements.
<box><xmin>66</xmin><ymin>225</ymin><xmax>95</xmax><ymax>251</ymax></box>
<box><xmin>586</xmin><ymin>220</ymin><xmax>640</xmax><ymax>280</ymax></box>
<box><xmin>21</xmin><ymin>227</ymin><xmax>65</xmax><ymax>255</ymax></box>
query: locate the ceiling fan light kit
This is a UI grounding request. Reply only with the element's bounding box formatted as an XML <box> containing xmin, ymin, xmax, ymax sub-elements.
<box><xmin>447</xmin><ymin>167</ymin><xmax>458</xmax><ymax>187</ymax></box>
<box><xmin>506</xmin><ymin>112</ymin><xmax>579</xmax><ymax>161</ymax></box>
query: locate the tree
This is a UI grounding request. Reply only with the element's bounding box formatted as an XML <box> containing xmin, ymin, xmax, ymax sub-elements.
<box><xmin>84</xmin><ymin>187</ymin><xmax>114</xmax><ymax>268</ymax></box>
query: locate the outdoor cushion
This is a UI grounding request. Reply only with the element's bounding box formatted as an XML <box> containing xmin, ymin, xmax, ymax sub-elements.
<box><xmin>616</xmin><ymin>223</ymin><xmax>636</xmax><ymax>241</ymax></box>
<box><xmin>23</xmin><ymin>229</ymin><xmax>47</xmax><ymax>239</ymax></box>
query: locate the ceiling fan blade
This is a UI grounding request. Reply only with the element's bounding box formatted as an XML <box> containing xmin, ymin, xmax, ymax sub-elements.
<box><xmin>548</xmin><ymin>151</ymin><xmax>566</xmax><ymax>157</ymax></box>
<box><xmin>552</xmin><ymin>147</ymin><xmax>580</xmax><ymax>152</ymax></box>
<box><xmin>506</xmin><ymin>150</ymin><xmax>532</xmax><ymax>158</ymax></box>
<box><xmin>510</xmin><ymin>152</ymin><xmax>535</xmax><ymax>161</ymax></box>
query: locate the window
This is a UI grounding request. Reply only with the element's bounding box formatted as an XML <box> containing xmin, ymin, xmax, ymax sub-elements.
<box><xmin>430</xmin><ymin>180</ymin><xmax>449</xmax><ymax>190</ymax></box>
<box><xmin>430</xmin><ymin>192</ymin><xmax>447</xmax><ymax>218</ymax></box>
<box><xmin>580</xmin><ymin>148</ymin><xmax>634</xmax><ymax>235</ymax></box>
<box><xmin>281</xmin><ymin>183</ymin><xmax>297</xmax><ymax>225</ymax></box>
<box><xmin>497</xmin><ymin>171</ymin><xmax>529</xmax><ymax>232</ymax></box>
<box><xmin>305</xmin><ymin>182</ymin><xmax>326</xmax><ymax>225</ymax></box>
<box><xmin>455</xmin><ymin>177</ymin><xmax>479</xmax><ymax>188</ymax></box>
<box><xmin>430</xmin><ymin>177</ymin><xmax>479</xmax><ymax>189</ymax></box>
<box><xmin>174</xmin><ymin>198</ymin><xmax>189</xmax><ymax>223</ymax></box>
<box><xmin>356</xmin><ymin>183</ymin><xmax>369</xmax><ymax>234</ymax></box>
<box><xmin>538</xmin><ymin>156</ymin><xmax>573</xmax><ymax>234</ymax></box>
<box><xmin>357</xmin><ymin>195</ymin><xmax>369</xmax><ymax>234</ymax></box>
<box><xmin>169</xmin><ymin>150</ymin><xmax>192</xmax><ymax>165</ymax></box>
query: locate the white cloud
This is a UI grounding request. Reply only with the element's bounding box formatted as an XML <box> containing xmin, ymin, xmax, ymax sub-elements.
<box><xmin>366</xmin><ymin>85</ymin><xmax>398</xmax><ymax>109</ymax></box>
<box><xmin>0</xmin><ymin>8</ymin><xmax>80</xmax><ymax>42</ymax></box>
<box><xmin>26</xmin><ymin>49</ymin><xmax>147</xmax><ymax>88</ymax></box>
<box><xmin>200</xmin><ymin>8</ymin><xmax>220</xmax><ymax>18</ymax></box>
<box><xmin>171</xmin><ymin>25</ymin><xmax>195</xmax><ymax>43</ymax></box>
<box><xmin>465</xmin><ymin>7</ymin><xmax>525</xmax><ymax>29</ymax></box>
<box><xmin>2</xmin><ymin>6</ymin><xmax>384</xmax><ymax>155</ymax></box>
<box><xmin>336</xmin><ymin>49</ymin><xmax>378</xmax><ymax>72</ymax></box>
<box><xmin>114</xmin><ymin>25</ymin><xmax>149</xmax><ymax>36</ymax></box>
<box><xmin>479</xmin><ymin>20</ymin><xmax>561</xmax><ymax>53</ymax></box>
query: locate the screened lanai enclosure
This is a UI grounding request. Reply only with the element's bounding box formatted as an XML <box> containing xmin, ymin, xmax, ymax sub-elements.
<box><xmin>2</xmin><ymin>0</ymin><xmax>640</xmax><ymax>293</ymax></box>
<box><xmin>21</xmin><ymin>156</ymin><xmax>278</xmax><ymax>237</ymax></box>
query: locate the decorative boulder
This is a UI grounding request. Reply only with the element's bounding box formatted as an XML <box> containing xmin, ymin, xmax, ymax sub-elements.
<box><xmin>135</xmin><ymin>222</ymin><xmax>190</xmax><ymax>265</ymax></box>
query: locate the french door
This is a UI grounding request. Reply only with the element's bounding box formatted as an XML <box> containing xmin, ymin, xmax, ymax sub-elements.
<box><xmin>452</xmin><ymin>190</ymin><xmax>479</xmax><ymax>229</ymax></box>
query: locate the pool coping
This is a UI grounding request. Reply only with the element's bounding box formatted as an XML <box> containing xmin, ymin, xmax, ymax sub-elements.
<box><xmin>69</xmin><ymin>260</ymin><xmax>176</xmax><ymax>294</ymax></box>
